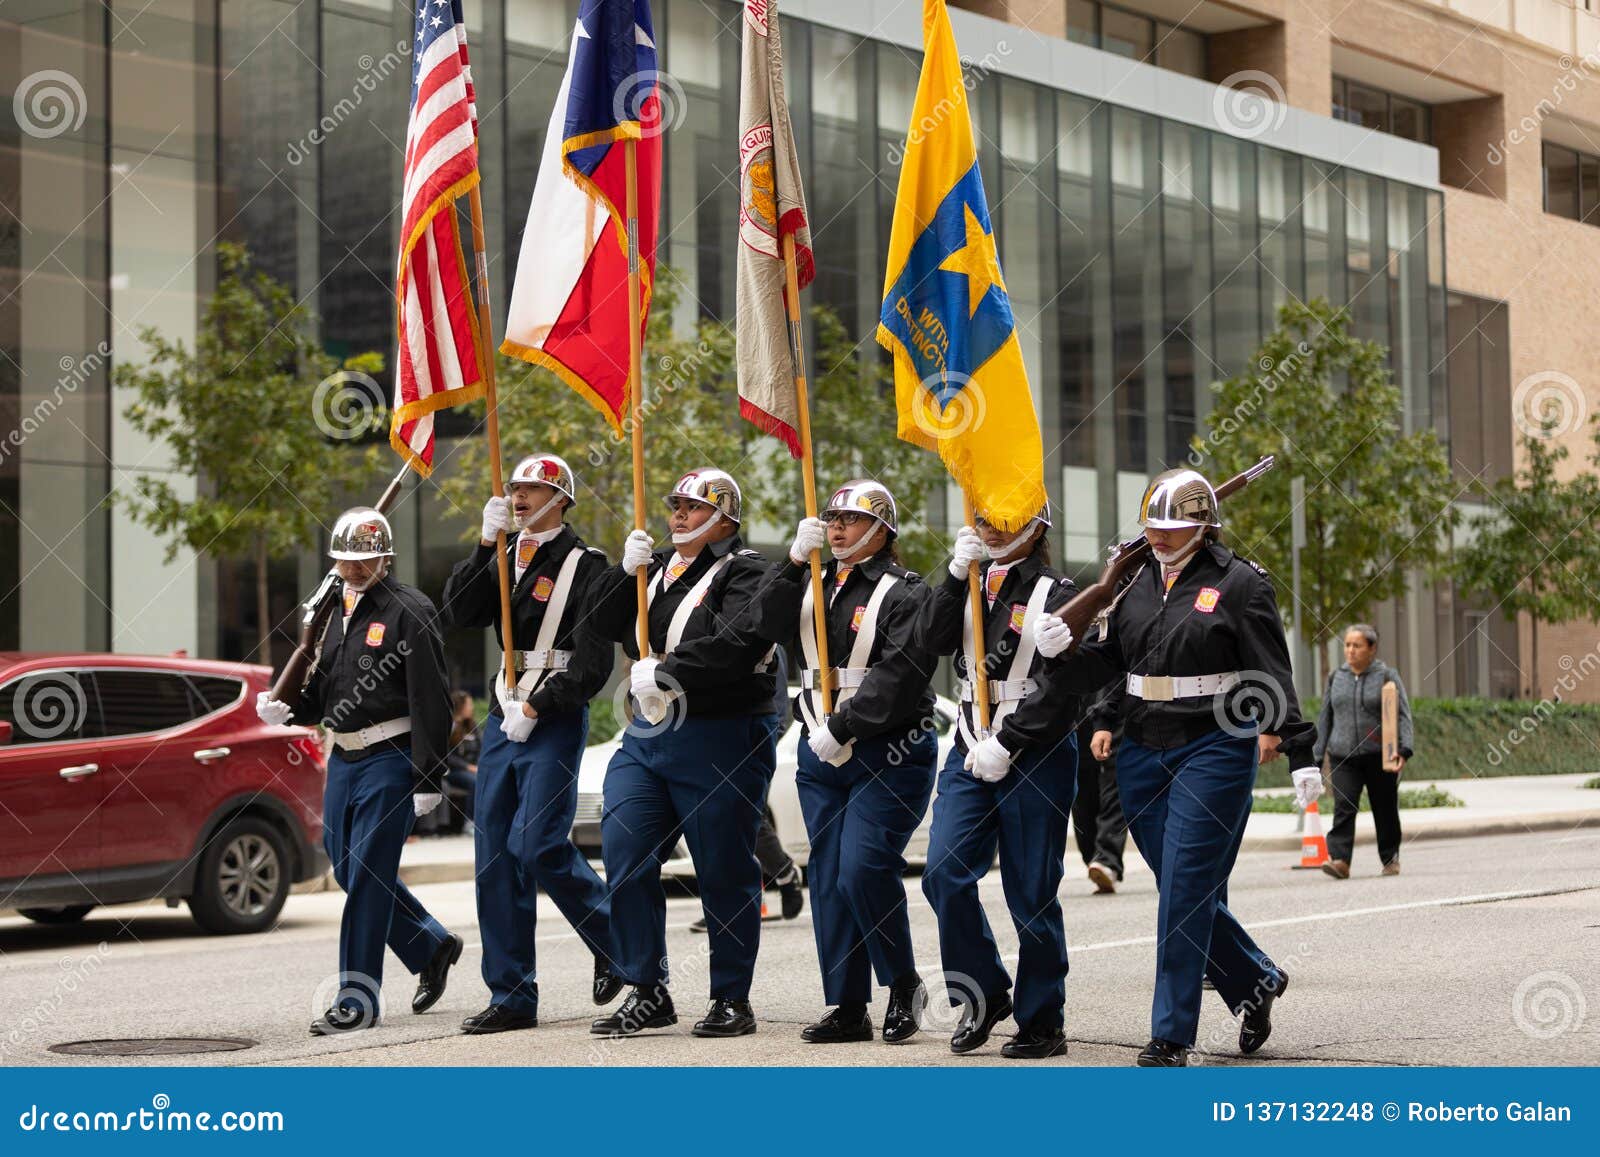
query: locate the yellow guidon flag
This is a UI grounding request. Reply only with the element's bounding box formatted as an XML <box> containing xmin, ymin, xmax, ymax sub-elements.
<box><xmin>876</xmin><ymin>0</ymin><xmax>1045</xmax><ymax>532</ymax></box>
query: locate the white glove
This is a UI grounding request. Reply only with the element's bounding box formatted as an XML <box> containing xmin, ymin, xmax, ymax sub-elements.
<box><xmin>621</xmin><ymin>529</ymin><xmax>654</xmax><ymax>576</ymax></box>
<box><xmin>964</xmin><ymin>734</ymin><xmax>1013</xmax><ymax>783</ymax></box>
<box><xmin>499</xmin><ymin>694</ymin><xmax>537</xmax><ymax>742</ymax></box>
<box><xmin>480</xmin><ymin>495</ymin><xmax>514</xmax><ymax>542</ymax></box>
<box><xmin>630</xmin><ymin>657</ymin><xmax>671</xmax><ymax>724</ymax></box>
<box><xmin>255</xmin><ymin>692</ymin><xmax>293</xmax><ymax>727</ymax></box>
<box><xmin>1291</xmin><ymin>767</ymin><xmax>1323</xmax><ymax>810</ymax></box>
<box><xmin>789</xmin><ymin>516</ymin><xmax>827</xmax><ymax>566</ymax></box>
<box><xmin>807</xmin><ymin>724</ymin><xmax>851</xmax><ymax>767</ymax></box>
<box><xmin>413</xmin><ymin>793</ymin><xmax>443</xmax><ymax>817</ymax></box>
<box><xmin>947</xmin><ymin>525</ymin><xmax>985</xmax><ymax>580</ymax></box>
<box><xmin>1032</xmin><ymin>612</ymin><xmax>1074</xmax><ymax>659</ymax></box>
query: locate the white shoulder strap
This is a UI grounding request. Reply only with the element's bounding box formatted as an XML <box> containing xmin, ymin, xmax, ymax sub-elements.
<box><xmin>845</xmin><ymin>573</ymin><xmax>899</xmax><ymax>673</ymax></box>
<box><xmin>664</xmin><ymin>555</ymin><xmax>732</xmax><ymax>655</ymax></box>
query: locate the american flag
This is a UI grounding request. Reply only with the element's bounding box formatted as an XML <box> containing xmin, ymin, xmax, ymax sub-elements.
<box><xmin>390</xmin><ymin>0</ymin><xmax>486</xmax><ymax>476</ymax></box>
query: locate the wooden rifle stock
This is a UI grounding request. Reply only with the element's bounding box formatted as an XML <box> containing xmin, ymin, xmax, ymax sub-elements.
<box><xmin>268</xmin><ymin>467</ymin><xmax>410</xmax><ymax>709</ymax></box>
<box><xmin>1055</xmin><ymin>456</ymin><xmax>1277</xmax><ymax>656</ymax></box>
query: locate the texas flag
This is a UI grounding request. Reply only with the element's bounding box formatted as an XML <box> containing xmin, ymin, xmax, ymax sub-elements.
<box><xmin>500</xmin><ymin>0</ymin><xmax>662</xmax><ymax>430</ymax></box>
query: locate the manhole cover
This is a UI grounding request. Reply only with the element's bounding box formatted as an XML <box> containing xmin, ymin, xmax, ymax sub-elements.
<box><xmin>49</xmin><ymin>1038</ymin><xmax>256</xmax><ymax>1056</ymax></box>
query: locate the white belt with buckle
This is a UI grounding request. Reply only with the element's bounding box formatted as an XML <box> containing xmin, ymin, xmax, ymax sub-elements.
<box><xmin>959</xmin><ymin>677</ymin><xmax>1038</xmax><ymax>704</ymax></box>
<box><xmin>801</xmin><ymin>667</ymin><xmax>868</xmax><ymax>691</ymax></box>
<box><xmin>515</xmin><ymin>649</ymin><xmax>571</xmax><ymax>672</ymax></box>
<box><xmin>330</xmin><ymin>716</ymin><xmax>412</xmax><ymax>751</ymax></box>
<box><xmin>1125</xmin><ymin>672</ymin><xmax>1240</xmax><ymax>702</ymax></box>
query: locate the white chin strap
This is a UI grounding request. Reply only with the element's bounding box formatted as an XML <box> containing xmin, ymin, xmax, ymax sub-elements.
<box><xmin>671</xmin><ymin>509</ymin><xmax>725</xmax><ymax>546</ymax></box>
<box><xmin>832</xmin><ymin>523</ymin><xmax>885</xmax><ymax>562</ymax></box>
<box><xmin>1150</xmin><ymin>528</ymin><xmax>1204</xmax><ymax>566</ymax></box>
<box><xmin>512</xmin><ymin>491</ymin><xmax>563</xmax><ymax>531</ymax></box>
<box><xmin>985</xmin><ymin>519</ymin><xmax>1039</xmax><ymax>561</ymax></box>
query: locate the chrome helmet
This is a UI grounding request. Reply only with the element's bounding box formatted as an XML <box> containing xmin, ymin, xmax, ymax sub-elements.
<box><xmin>663</xmin><ymin>468</ymin><xmax>742</xmax><ymax>524</ymax></box>
<box><xmin>508</xmin><ymin>453</ymin><xmax>577</xmax><ymax>507</ymax></box>
<box><xmin>1138</xmin><ymin>469</ymin><xmax>1220</xmax><ymax>530</ymax></box>
<box><xmin>822</xmin><ymin>479</ymin><xmax>898</xmax><ymax>536</ymax></box>
<box><xmin>328</xmin><ymin>507</ymin><xmax>395</xmax><ymax>560</ymax></box>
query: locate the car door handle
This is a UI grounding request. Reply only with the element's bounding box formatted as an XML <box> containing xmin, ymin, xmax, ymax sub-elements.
<box><xmin>192</xmin><ymin>747</ymin><xmax>231</xmax><ymax>764</ymax></box>
<box><xmin>59</xmin><ymin>763</ymin><xmax>99</xmax><ymax>780</ymax></box>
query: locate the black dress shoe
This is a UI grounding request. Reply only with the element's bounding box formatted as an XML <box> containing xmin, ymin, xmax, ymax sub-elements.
<box><xmin>1136</xmin><ymin>1037</ymin><xmax>1189</xmax><ymax>1067</ymax></box>
<box><xmin>800</xmin><ymin>1005</ymin><xmax>873</xmax><ymax>1043</ymax></box>
<box><xmin>309</xmin><ymin>1005</ymin><xmax>377</xmax><ymax>1036</ymax></box>
<box><xmin>593</xmin><ymin>957</ymin><xmax>624</xmax><ymax>1006</ymax></box>
<box><xmin>460</xmin><ymin>1004</ymin><xmax>537</xmax><ymax>1035</ymax></box>
<box><xmin>1002</xmin><ymin>1022</ymin><xmax>1068</xmax><ymax>1059</ymax></box>
<box><xmin>882</xmin><ymin>979</ymin><xmax>927</xmax><ymax>1044</ymax></box>
<box><xmin>590</xmin><ymin>985</ymin><xmax>677</xmax><ymax>1036</ymax></box>
<box><xmin>1239</xmin><ymin>970</ymin><xmax>1288</xmax><ymax>1055</ymax></box>
<box><xmin>776</xmin><ymin>868</ymin><xmax>805</xmax><ymax>920</ymax></box>
<box><xmin>949</xmin><ymin>990</ymin><xmax>1013</xmax><ymax>1054</ymax></box>
<box><xmin>412</xmin><ymin>932</ymin><xmax>464</xmax><ymax>1014</ymax></box>
<box><xmin>692</xmin><ymin>998</ymin><xmax>757</xmax><ymax>1037</ymax></box>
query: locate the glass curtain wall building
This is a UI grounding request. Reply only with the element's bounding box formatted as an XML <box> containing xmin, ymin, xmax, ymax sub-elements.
<box><xmin>2</xmin><ymin>0</ymin><xmax>1478</xmax><ymax>695</ymax></box>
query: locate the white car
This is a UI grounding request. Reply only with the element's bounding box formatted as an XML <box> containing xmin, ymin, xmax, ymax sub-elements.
<box><xmin>572</xmin><ymin>695</ymin><xmax>960</xmax><ymax>878</ymax></box>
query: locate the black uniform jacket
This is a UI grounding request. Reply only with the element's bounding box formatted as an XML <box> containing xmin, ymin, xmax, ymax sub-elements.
<box><xmin>439</xmin><ymin>525</ymin><xmax>615</xmax><ymax>718</ymax></box>
<box><xmin>743</xmin><ymin>548</ymin><xmax>937</xmax><ymax>745</ymax></box>
<box><xmin>911</xmin><ymin>547</ymin><xmax>1081</xmax><ymax>759</ymax></box>
<box><xmin>1048</xmin><ymin>539</ymin><xmax>1316</xmax><ymax>765</ymax></box>
<box><xmin>589</xmin><ymin>534</ymin><xmax>777</xmax><ymax>717</ymax></box>
<box><xmin>292</xmin><ymin>573</ymin><xmax>452</xmax><ymax>792</ymax></box>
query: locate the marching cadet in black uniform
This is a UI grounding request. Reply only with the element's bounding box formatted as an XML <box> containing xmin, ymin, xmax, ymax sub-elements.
<box><xmin>1032</xmin><ymin>468</ymin><xmax>1320</xmax><ymax>1066</ymax></box>
<box><xmin>587</xmin><ymin>468</ymin><xmax>781</xmax><ymax>1039</ymax></box>
<box><xmin>439</xmin><ymin>454</ymin><xmax>621</xmax><ymax>1035</ymax></box>
<box><xmin>255</xmin><ymin>508</ymin><xmax>462</xmax><ymax>1035</ymax></box>
<box><xmin>743</xmin><ymin>480</ymin><xmax>939</xmax><ymax>1045</ymax></box>
<box><xmin>913</xmin><ymin>505</ymin><xmax>1082</xmax><ymax>1059</ymax></box>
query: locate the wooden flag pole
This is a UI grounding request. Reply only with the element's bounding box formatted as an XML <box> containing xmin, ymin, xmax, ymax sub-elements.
<box><xmin>625</xmin><ymin>139</ymin><xmax>650</xmax><ymax>660</ymax></box>
<box><xmin>961</xmin><ymin>494</ymin><xmax>992</xmax><ymax>732</ymax></box>
<box><xmin>780</xmin><ymin>234</ymin><xmax>833</xmax><ymax>715</ymax></box>
<box><xmin>466</xmin><ymin>182</ymin><xmax>517</xmax><ymax>696</ymax></box>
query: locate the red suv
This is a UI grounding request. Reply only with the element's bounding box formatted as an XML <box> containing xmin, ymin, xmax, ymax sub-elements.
<box><xmin>0</xmin><ymin>652</ymin><xmax>328</xmax><ymax>934</ymax></box>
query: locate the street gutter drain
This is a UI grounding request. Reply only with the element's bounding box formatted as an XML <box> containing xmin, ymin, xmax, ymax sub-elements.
<box><xmin>50</xmin><ymin>1038</ymin><xmax>256</xmax><ymax>1057</ymax></box>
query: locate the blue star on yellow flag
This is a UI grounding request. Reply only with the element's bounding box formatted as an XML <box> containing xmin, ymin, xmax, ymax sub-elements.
<box><xmin>876</xmin><ymin>0</ymin><xmax>1045</xmax><ymax>532</ymax></box>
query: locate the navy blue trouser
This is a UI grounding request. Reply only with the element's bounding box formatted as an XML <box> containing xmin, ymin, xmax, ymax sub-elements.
<box><xmin>473</xmin><ymin>707</ymin><xmax>612</xmax><ymax>1015</ymax></box>
<box><xmin>921</xmin><ymin>736</ymin><xmax>1078</xmax><ymax>1031</ymax></box>
<box><xmin>1116</xmin><ymin>728</ymin><xmax>1282</xmax><ymax>1046</ymax></box>
<box><xmin>797</xmin><ymin>727</ymin><xmax>936</xmax><ymax>1007</ymax></box>
<box><xmin>600</xmin><ymin>713</ymin><xmax>778</xmax><ymax>1001</ymax></box>
<box><xmin>323</xmin><ymin>747</ymin><xmax>449</xmax><ymax>1015</ymax></box>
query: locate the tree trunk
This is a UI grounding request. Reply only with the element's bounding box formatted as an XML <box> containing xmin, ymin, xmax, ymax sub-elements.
<box><xmin>1530</xmin><ymin>616</ymin><xmax>1540</xmax><ymax>701</ymax></box>
<box><xmin>256</xmin><ymin>534</ymin><xmax>271</xmax><ymax>668</ymax></box>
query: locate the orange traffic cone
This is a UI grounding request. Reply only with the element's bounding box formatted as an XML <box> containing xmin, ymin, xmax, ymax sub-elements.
<box><xmin>1298</xmin><ymin>800</ymin><xmax>1328</xmax><ymax>869</ymax></box>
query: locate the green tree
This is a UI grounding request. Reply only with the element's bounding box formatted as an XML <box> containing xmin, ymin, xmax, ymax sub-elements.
<box><xmin>1195</xmin><ymin>298</ymin><xmax>1458</xmax><ymax>681</ymax></box>
<box><xmin>1453</xmin><ymin>417</ymin><xmax>1600</xmax><ymax>697</ymax></box>
<box><xmin>438</xmin><ymin>273</ymin><xmax>947</xmax><ymax>574</ymax></box>
<box><xmin>115</xmin><ymin>243</ymin><xmax>385</xmax><ymax>661</ymax></box>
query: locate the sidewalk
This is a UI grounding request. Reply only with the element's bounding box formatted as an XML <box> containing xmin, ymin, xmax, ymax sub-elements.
<box><xmin>359</xmin><ymin>773</ymin><xmax>1600</xmax><ymax>889</ymax></box>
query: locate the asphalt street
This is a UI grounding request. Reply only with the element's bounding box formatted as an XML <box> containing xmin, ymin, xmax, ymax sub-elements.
<box><xmin>2</xmin><ymin>828</ymin><xmax>1596</xmax><ymax>1068</ymax></box>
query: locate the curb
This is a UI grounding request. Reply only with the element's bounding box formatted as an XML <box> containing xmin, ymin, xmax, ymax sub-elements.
<box><xmin>1237</xmin><ymin>809</ymin><xmax>1600</xmax><ymax>853</ymax></box>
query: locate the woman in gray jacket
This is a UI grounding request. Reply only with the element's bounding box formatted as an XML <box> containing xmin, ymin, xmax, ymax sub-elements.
<box><xmin>1313</xmin><ymin>624</ymin><xmax>1414</xmax><ymax>878</ymax></box>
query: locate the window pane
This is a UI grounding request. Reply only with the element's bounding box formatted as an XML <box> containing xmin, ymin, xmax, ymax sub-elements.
<box><xmin>1102</xmin><ymin>9</ymin><xmax>1153</xmax><ymax>61</ymax></box>
<box><xmin>89</xmin><ymin>671</ymin><xmax>203</xmax><ymax>737</ymax></box>
<box><xmin>1581</xmin><ymin>155</ymin><xmax>1600</xmax><ymax>223</ymax></box>
<box><xmin>0</xmin><ymin>672</ymin><xmax>90</xmax><ymax>744</ymax></box>
<box><xmin>1544</xmin><ymin>143</ymin><xmax>1579</xmax><ymax>218</ymax></box>
<box><xmin>1067</xmin><ymin>0</ymin><xmax>1097</xmax><ymax>47</ymax></box>
<box><xmin>190</xmin><ymin>675</ymin><xmax>245</xmax><ymax>714</ymax></box>
<box><xmin>1344</xmin><ymin>81</ymin><xmax>1387</xmax><ymax>133</ymax></box>
<box><xmin>1331</xmin><ymin>77</ymin><xmax>1351</xmax><ymax>124</ymax></box>
<box><xmin>1390</xmin><ymin>97</ymin><xmax>1429</xmax><ymax>144</ymax></box>
<box><xmin>1156</xmin><ymin>26</ymin><xmax>1206</xmax><ymax>79</ymax></box>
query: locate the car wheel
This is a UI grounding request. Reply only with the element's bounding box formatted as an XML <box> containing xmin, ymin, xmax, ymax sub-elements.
<box><xmin>17</xmin><ymin>905</ymin><xmax>95</xmax><ymax>925</ymax></box>
<box><xmin>188</xmin><ymin>816</ymin><xmax>290</xmax><ymax>935</ymax></box>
